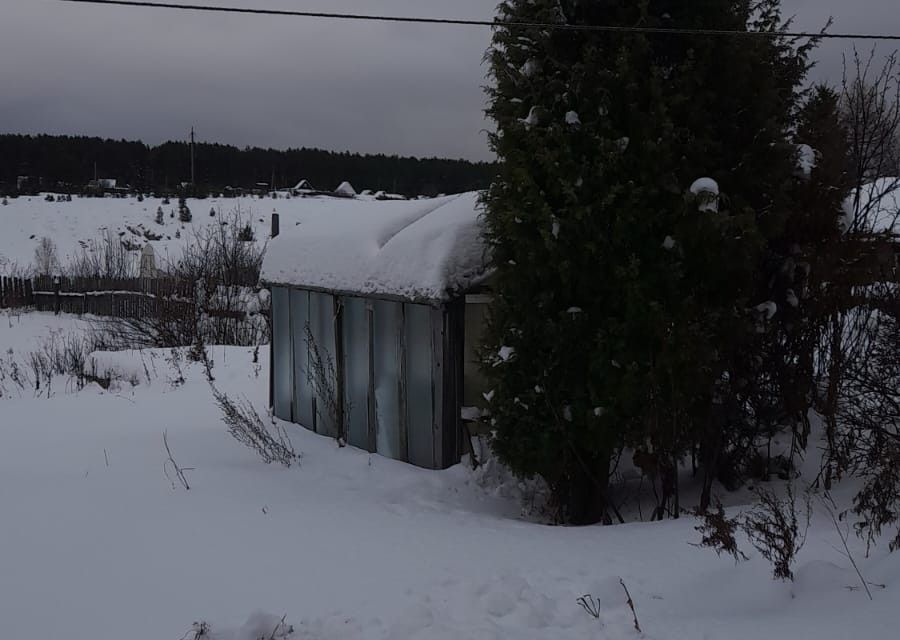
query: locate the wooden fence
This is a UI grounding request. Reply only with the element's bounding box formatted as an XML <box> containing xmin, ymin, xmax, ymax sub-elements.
<box><xmin>0</xmin><ymin>277</ymin><xmax>33</xmax><ymax>309</ymax></box>
<box><xmin>0</xmin><ymin>276</ymin><xmax>243</xmax><ymax>323</ymax></box>
<box><xmin>25</xmin><ymin>276</ymin><xmax>196</xmax><ymax>319</ymax></box>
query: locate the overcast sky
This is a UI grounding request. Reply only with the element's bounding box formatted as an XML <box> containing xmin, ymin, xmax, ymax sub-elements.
<box><xmin>1</xmin><ymin>1</ymin><xmax>898</xmax><ymax>161</ymax></box>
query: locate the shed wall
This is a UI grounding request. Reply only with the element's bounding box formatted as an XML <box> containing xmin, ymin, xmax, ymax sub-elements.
<box><xmin>270</xmin><ymin>286</ymin><xmax>460</xmax><ymax>470</ymax></box>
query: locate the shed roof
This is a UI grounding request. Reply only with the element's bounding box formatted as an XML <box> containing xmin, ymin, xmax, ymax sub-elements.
<box><xmin>260</xmin><ymin>192</ymin><xmax>490</xmax><ymax>303</ymax></box>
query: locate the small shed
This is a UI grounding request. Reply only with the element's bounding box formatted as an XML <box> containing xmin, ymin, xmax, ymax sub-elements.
<box><xmin>292</xmin><ymin>179</ymin><xmax>315</xmax><ymax>193</ymax></box>
<box><xmin>334</xmin><ymin>181</ymin><xmax>357</xmax><ymax>198</ymax></box>
<box><xmin>260</xmin><ymin>193</ymin><xmax>491</xmax><ymax>469</ymax></box>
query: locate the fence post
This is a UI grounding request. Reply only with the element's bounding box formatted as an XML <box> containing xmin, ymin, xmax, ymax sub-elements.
<box><xmin>271</xmin><ymin>212</ymin><xmax>280</xmax><ymax>238</ymax></box>
<box><xmin>53</xmin><ymin>276</ymin><xmax>61</xmax><ymax>315</ymax></box>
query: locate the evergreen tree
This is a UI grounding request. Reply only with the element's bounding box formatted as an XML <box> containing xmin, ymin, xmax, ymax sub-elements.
<box><xmin>156</xmin><ymin>206</ymin><xmax>165</xmax><ymax>225</ymax></box>
<box><xmin>483</xmin><ymin>0</ymin><xmax>821</xmax><ymax>523</ymax></box>
<box><xmin>178</xmin><ymin>196</ymin><xmax>192</xmax><ymax>223</ymax></box>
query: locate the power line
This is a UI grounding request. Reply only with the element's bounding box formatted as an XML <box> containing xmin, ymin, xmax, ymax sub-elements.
<box><xmin>59</xmin><ymin>0</ymin><xmax>900</xmax><ymax>42</ymax></box>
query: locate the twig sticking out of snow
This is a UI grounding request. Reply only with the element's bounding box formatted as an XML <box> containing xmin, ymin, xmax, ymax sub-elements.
<box><xmin>163</xmin><ymin>429</ymin><xmax>193</xmax><ymax>491</ymax></box>
<box><xmin>267</xmin><ymin>615</ymin><xmax>293</xmax><ymax>640</ymax></box>
<box><xmin>820</xmin><ymin>494</ymin><xmax>879</xmax><ymax>600</ymax></box>
<box><xmin>576</xmin><ymin>594</ymin><xmax>601</xmax><ymax>620</ymax></box>
<box><xmin>620</xmin><ymin>578</ymin><xmax>642</xmax><ymax>634</ymax></box>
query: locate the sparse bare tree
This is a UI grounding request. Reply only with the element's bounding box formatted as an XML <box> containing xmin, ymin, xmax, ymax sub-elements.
<box><xmin>841</xmin><ymin>48</ymin><xmax>900</xmax><ymax>234</ymax></box>
<box><xmin>33</xmin><ymin>237</ymin><xmax>59</xmax><ymax>275</ymax></box>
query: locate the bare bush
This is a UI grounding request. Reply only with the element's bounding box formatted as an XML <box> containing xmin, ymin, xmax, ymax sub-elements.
<box><xmin>693</xmin><ymin>499</ymin><xmax>749</xmax><ymax>564</ymax></box>
<box><xmin>742</xmin><ymin>484</ymin><xmax>811</xmax><ymax>581</ymax></box>
<box><xmin>0</xmin><ymin>331</ymin><xmax>114</xmax><ymax>398</ymax></box>
<box><xmin>833</xmin><ymin>306</ymin><xmax>900</xmax><ymax>552</ymax></box>
<box><xmin>170</xmin><ymin>207</ymin><xmax>265</xmax><ymax>287</ymax></box>
<box><xmin>211</xmin><ymin>385</ymin><xmax>299</xmax><ymax>467</ymax></box>
<box><xmin>305</xmin><ymin>324</ymin><xmax>340</xmax><ymax>439</ymax></box>
<box><xmin>67</xmin><ymin>229</ymin><xmax>138</xmax><ymax>279</ymax></box>
<box><xmin>92</xmin><ymin>207</ymin><xmax>269</xmax><ymax>350</ymax></box>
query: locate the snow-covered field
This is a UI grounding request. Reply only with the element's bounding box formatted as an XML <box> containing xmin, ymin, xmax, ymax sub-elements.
<box><xmin>0</xmin><ymin>311</ymin><xmax>898</xmax><ymax>640</ymax></box>
<box><xmin>0</xmin><ymin>193</ymin><xmax>442</xmax><ymax>275</ymax></box>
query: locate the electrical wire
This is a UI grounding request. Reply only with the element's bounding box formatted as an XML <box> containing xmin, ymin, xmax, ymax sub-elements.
<box><xmin>58</xmin><ymin>0</ymin><xmax>900</xmax><ymax>42</ymax></box>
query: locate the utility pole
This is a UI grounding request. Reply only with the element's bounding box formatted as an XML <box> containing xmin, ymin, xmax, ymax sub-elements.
<box><xmin>190</xmin><ymin>127</ymin><xmax>196</xmax><ymax>187</ymax></box>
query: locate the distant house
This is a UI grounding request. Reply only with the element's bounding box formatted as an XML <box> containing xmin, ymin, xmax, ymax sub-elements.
<box><xmin>86</xmin><ymin>178</ymin><xmax>119</xmax><ymax>193</ymax></box>
<box><xmin>374</xmin><ymin>190</ymin><xmax>407</xmax><ymax>201</ymax></box>
<box><xmin>292</xmin><ymin>179</ymin><xmax>315</xmax><ymax>194</ymax></box>
<box><xmin>334</xmin><ymin>181</ymin><xmax>357</xmax><ymax>198</ymax></box>
<box><xmin>260</xmin><ymin>192</ymin><xmax>492</xmax><ymax>469</ymax></box>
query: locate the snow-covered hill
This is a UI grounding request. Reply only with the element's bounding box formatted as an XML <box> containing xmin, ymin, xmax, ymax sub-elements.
<box><xmin>0</xmin><ymin>193</ymin><xmax>436</xmax><ymax>276</ymax></box>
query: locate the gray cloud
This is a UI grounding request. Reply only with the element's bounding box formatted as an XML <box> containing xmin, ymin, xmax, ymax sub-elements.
<box><xmin>1</xmin><ymin>1</ymin><xmax>898</xmax><ymax>161</ymax></box>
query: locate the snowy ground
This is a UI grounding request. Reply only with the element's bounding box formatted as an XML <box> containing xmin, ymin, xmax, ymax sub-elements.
<box><xmin>0</xmin><ymin>193</ymin><xmax>430</xmax><ymax>275</ymax></box>
<box><xmin>1</xmin><ymin>312</ymin><xmax>898</xmax><ymax>639</ymax></box>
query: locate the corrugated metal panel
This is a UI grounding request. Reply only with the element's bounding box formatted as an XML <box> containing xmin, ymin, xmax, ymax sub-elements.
<box><xmin>271</xmin><ymin>287</ymin><xmax>293</xmax><ymax>422</ymax></box>
<box><xmin>342</xmin><ymin>296</ymin><xmax>370</xmax><ymax>450</ymax></box>
<box><xmin>405</xmin><ymin>303</ymin><xmax>436</xmax><ymax>468</ymax></box>
<box><xmin>308</xmin><ymin>291</ymin><xmax>338</xmax><ymax>437</ymax></box>
<box><xmin>372</xmin><ymin>299</ymin><xmax>403</xmax><ymax>459</ymax></box>
<box><xmin>290</xmin><ymin>289</ymin><xmax>314</xmax><ymax>428</ymax></box>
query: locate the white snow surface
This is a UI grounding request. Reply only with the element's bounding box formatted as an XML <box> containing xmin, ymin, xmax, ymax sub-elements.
<box><xmin>565</xmin><ymin>111</ymin><xmax>581</xmax><ymax>126</ymax></box>
<box><xmin>521</xmin><ymin>106</ymin><xmax>540</xmax><ymax>128</ymax></box>
<box><xmin>0</xmin><ymin>312</ymin><xmax>899</xmax><ymax>639</ymax></box>
<box><xmin>795</xmin><ymin>144</ymin><xmax>818</xmax><ymax>178</ymax></box>
<box><xmin>0</xmin><ymin>194</ymin><xmax>305</xmax><ymax>275</ymax></box>
<box><xmin>260</xmin><ymin>192</ymin><xmax>489</xmax><ymax>302</ymax></box>
<box><xmin>690</xmin><ymin>177</ymin><xmax>721</xmax><ymax>213</ymax></box>
<box><xmin>690</xmin><ymin>177</ymin><xmax>720</xmax><ymax>197</ymax></box>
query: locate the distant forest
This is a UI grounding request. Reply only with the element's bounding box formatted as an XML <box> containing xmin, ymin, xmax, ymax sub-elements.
<box><xmin>0</xmin><ymin>134</ymin><xmax>496</xmax><ymax>196</ymax></box>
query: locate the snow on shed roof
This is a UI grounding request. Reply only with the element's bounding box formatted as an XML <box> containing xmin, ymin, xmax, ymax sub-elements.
<box><xmin>260</xmin><ymin>192</ymin><xmax>490</xmax><ymax>303</ymax></box>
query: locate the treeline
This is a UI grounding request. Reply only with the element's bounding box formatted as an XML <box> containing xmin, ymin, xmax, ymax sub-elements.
<box><xmin>0</xmin><ymin>134</ymin><xmax>496</xmax><ymax>196</ymax></box>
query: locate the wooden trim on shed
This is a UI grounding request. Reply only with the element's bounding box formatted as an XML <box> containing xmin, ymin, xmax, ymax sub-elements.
<box><xmin>334</xmin><ymin>296</ymin><xmax>346</xmax><ymax>443</ymax></box>
<box><xmin>439</xmin><ymin>299</ymin><xmax>466</xmax><ymax>469</ymax></box>
<box><xmin>366</xmin><ymin>300</ymin><xmax>377</xmax><ymax>454</ymax></box>
<box><xmin>431</xmin><ymin>306</ymin><xmax>445</xmax><ymax>468</ymax></box>
<box><xmin>398</xmin><ymin>304</ymin><xmax>409</xmax><ymax>463</ymax></box>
